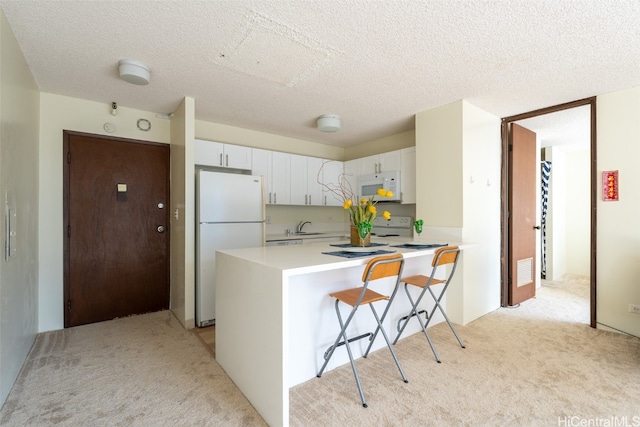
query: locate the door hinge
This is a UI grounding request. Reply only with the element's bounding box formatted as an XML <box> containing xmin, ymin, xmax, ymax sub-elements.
<box><xmin>67</xmin><ymin>225</ymin><xmax>71</xmax><ymax>237</ymax></box>
<box><xmin>67</xmin><ymin>152</ymin><xmax>71</xmax><ymax>163</ymax></box>
<box><xmin>509</xmin><ymin>144</ymin><xmax>513</xmax><ymax>152</ymax></box>
<box><xmin>67</xmin><ymin>300</ymin><xmax>71</xmax><ymax>311</ymax></box>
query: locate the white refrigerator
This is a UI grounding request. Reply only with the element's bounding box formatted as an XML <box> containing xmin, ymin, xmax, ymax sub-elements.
<box><xmin>196</xmin><ymin>170</ymin><xmax>265</xmax><ymax>327</ymax></box>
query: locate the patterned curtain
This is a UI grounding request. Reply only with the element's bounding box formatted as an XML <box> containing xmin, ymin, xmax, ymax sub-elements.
<box><xmin>540</xmin><ymin>161</ymin><xmax>552</xmax><ymax>279</ymax></box>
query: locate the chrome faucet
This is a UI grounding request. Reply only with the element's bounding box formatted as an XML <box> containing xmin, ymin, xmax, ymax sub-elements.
<box><xmin>296</xmin><ymin>221</ymin><xmax>311</xmax><ymax>233</ymax></box>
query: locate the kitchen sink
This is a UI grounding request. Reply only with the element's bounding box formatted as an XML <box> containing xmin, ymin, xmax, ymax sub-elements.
<box><xmin>294</xmin><ymin>232</ymin><xmax>324</xmax><ymax>235</ymax></box>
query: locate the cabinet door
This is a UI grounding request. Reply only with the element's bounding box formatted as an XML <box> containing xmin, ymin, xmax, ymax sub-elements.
<box><xmin>401</xmin><ymin>147</ymin><xmax>416</xmax><ymax>204</ymax></box>
<box><xmin>306</xmin><ymin>156</ymin><xmax>324</xmax><ymax>206</ymax></box>
<box><xmin>271</xmin><ymin>151</ymin><xmax>291</xmax><ymax>205</ymax></box>
<box><xmin>195</xmin><ymin>139</ymin><xmax>223</xmax><ymax>167</ymax></box>
<box><xmin>252</xmin><ymin>148</ymin><xmax>273</xmax><ymax>203</ymax></box>
<box><xmin>358</xmin><ymin>154</ymin><xmax>380</xmax><ymax>175</ymax></box>
<box><xmin>290</xmin><ymin>154</ymin><xmax>307</xmax><ymax>205</ymax></box>
<box><xmin>344</xmin><ymin>159</ymin><xmax>359</xmax><ymax>200</ymax></box>
<box><xmin>224</xmin><ymin>144</ymin><xmax>252</xmax><ymax>170</ymax></box>
<box><xmin>379</xmin><ymin>150</ymin><xmax>402</xmax><ymax>172</ymax></box>
<box><xmin>321</xmin><ymin>160</ymin><xmax>344</xmax><ymax>206</ymax></box>
<box><xmin>358</xmin><ymin>150</ymin><xmax>403</xmax><ymax>174</ymax></box>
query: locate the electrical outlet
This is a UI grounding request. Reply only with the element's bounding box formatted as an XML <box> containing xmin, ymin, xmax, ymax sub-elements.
<box><xmin>629</xmin><ymin>304</ymin><xmax>640</xmax><ymax>314</ymax></box>
<box><xmin>266</xmin><ymin>216</ymin><xmax>271</xmax><ymax>224</ymax></box>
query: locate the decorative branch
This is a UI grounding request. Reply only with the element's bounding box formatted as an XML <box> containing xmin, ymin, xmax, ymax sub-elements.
<box><xmin>316</xmin><ymin>160</ymin><xmax>356</xmax><ymax>205</ymax></box>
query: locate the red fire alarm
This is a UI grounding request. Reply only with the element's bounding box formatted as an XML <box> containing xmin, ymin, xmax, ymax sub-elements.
<box><xmin>602</xmin><ymin>170</ymin><xmax>619</xmax><ymax>201</ymax></box>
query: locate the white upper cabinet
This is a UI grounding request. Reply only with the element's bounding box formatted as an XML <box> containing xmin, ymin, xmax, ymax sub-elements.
<box><xmin>343</xmin><ymin>160</ymin><xmax>359</xmax><ymax>201</ymax></box>
<box><xmin>290</xmin><ymin>154</ymin><xmax>307</xmax><ymax>205</ymax></box>
<box><xmin>195</xmin><ymin>139</ymin><xmax>252</xmax><ymax>170</ymax></box>
<box><xmin>251</xmin><ymin>148</ymin><xmax>272</xmax><ymax>201</ymax></box>
<box><xmin>291</xmin><ymin>155</ymin><xmax>324</xmax><ymax>206</ymax></box>
<box><xmin>306</xmin><ymin>156</ymin><xmax>324</xmax><ymax>206</ymax></box>
<box><xmin>358</xmin><ymin>150</ymin><xmax>402</xmax><ymax>175</ymax></box>
<box><xmin>252</xmin><ymin>148</ymin><xmax>291</xmax><ymax>205</ymax></box>
<box><xmin>320</xmin><ymin>159</ymin><xmax>345</xmax><ymax>206</ymax></box>
<box><xmin>270</xmin><ymin>151</ymin><xmax>291</xmax><ymax>205</ymax></box>
<box><xmin>291</xmin><ymin>156</ymin><xmax>346</xmax><ymax>206</ymax></box>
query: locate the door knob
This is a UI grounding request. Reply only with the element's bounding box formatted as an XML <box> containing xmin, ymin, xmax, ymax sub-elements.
<box><xmin>157</xmin><ymin>225</ymin><xmax>165</xmax><ymax>233</ymax></box>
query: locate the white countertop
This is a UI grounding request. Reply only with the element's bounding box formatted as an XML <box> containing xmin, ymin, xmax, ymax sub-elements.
<box><xmin>218</xmin><ymin>237</ymin><xmax>466</xmax><ymax>276</ymax></box>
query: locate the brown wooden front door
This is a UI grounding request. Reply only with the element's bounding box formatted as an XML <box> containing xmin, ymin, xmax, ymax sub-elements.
<box><xmin>63</xmin><ymin>131</ymin><xmax>170</xmax><ymax>327</ymax></box>
<box><xmin>508</xmin><ymin>123</ymin><xmax>537</xmax><ymax>305</ymax></box>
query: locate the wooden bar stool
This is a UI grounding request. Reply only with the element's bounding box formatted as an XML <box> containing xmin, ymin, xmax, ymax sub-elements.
<box><xmin>316</xmin><ymin>254</ymin><xmax>408</xmax><ymax>408</ymax></box>
<box><xmin>393</xmin><ymin>245</ymin><xmax>464</xmax><ymax>363</ymax></box>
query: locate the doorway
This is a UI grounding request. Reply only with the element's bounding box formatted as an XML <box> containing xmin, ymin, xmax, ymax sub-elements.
<box><xmin>63</xmin><ymin>131</ymin><xmax>171</xmax><ymax>328</ymax></box>
<box><xmin>501</xmin><ymin>97</ymin><xmax>597</xmax><ymax>327</ymax></box>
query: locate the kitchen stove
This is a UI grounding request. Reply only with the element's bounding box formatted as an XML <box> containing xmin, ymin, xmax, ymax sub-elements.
<box><xmin>371</xmin><ymin>216</ymin><xmax>413</xmax><ymax>238</ymax></box>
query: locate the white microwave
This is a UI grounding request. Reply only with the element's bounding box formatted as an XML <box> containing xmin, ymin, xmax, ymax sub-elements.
<box><xmin>358</xmin><ymin>171</ymin><xmax>402</xmax><ymax>202</ymax></box>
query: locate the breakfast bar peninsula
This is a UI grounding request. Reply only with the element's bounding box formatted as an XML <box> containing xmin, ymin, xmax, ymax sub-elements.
<box><xmin>215</xmin><ymin>239</ymin><xmax>469</xmax><ymax>427</ymax></box>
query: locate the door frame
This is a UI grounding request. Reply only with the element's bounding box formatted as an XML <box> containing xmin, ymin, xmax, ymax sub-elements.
<box><xmin>500</xmin><ymin>97</ymin><xmax>597</xmax><ymax>328</ymax></box>
<box><xmin>63</xmin><ymin>130</ymin><xmax>171</xmax><ymax>328</ymax></box>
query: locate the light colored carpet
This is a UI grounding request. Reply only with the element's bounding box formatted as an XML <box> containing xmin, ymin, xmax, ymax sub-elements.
<box><xmin>1</xmin><ymin>276</ymin><xmax>638</xmax><ymax>426</ymax></box>
<box><xmin>290</xmin><ymin>275</ymin><xmax>640</xmax><ymax>426</ymax></box>
<box><xmin>0</xmin><ymin>310</ymin><xmax>267</xmax><ymax>426</ymax></box>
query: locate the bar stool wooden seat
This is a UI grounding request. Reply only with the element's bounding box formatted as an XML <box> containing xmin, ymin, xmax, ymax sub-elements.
<box><xmin>393</xmin><ymin>245</ymin><xmax>465</xmax><ymax>363</ymax></box>
<box><xmin>316</xmin><ymin>253</ymin><xmax>408</xmax><ymax>408</ymax></box>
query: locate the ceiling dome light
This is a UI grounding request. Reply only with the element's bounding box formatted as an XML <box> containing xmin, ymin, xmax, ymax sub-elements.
<box><xmin>317</xmin><ymin>115</ymin><xmax>341</xmax><ymax>132</ymax></box>
<box><xmin>118</xmin><ymin>59</ymin><xmax>151</xmax><ymax>85</ymax></box>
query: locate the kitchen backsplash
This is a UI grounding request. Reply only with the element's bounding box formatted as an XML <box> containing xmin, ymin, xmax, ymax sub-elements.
<box><xmin>265</xmin><ymin>203</ymin><xmax>416</xmax><ymax>236</ymax></box>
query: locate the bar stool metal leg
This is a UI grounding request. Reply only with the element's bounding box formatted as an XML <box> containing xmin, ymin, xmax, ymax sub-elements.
<box><xmin>316</xmin><ymin>254</ymin><xmax>408</xmax><ymax>408</ymax></box>
<box><xmin>365</xmin><ymin>301</ymin><xmax>408</xmax><ymax>382</ymax></box>
<box><xmin>317</xmin><ymin>299</ymin><xmax>368</xmax><ymax>407</ymax></box>
<box><xmin>394</xmin><ymin>282</ymin><xmax>441</xmax><ymax>362</ymax></box>
<box><xmin>363</xmin><ymin>276</ymin><xmax>402</xmax><ymax>358</ymax></box>
<box><xmin>424</xmin><ymin>285</ymin><xmax>466</xmax><ymax>348</ymax></box>
<box><xmin>392</xmin><ymin>246</ymin><xmax>463</xmax><ymax>363</ymax></box>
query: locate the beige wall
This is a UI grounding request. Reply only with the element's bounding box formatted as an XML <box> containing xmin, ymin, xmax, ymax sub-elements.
<box><xmin>344</xmin><ymin>129</ymin><xmax>414</xmax><ymax>161</ymax></box>
<box><xmin>564</xmin><ymin>148</ymin><xmax>590</xmax><ymax>277</ymax></box>
<box><xmin>170</xmin><ymin>97</ymin><xmax>196</xmax><ymax>328</ymax></box>
<box><xmin>416</xmin><ymin>102</ymin><xmax>463</xmax><ymax>227</ymax></box>
<box><xmin>596</xmin><ymin>86</ymin><xmax>640</xmax><ymax>337</ymax></box>
<box><xmin>38</xmin><ymin>94</ymin><xmax>171</xmax><ymax>331</ymax></box>
<box><xmin>415</xmin><ymin>100</ymin><xmax>501</xmax><ymax>326</ymax></box>
<box><xmin>460</xmin><ymin>101</ymin><xmax>502</xmax><ymax>323</ymax></box>
<box><xmin>0</xmin><ymin>8</ymin><xmax>40</xmax><ymax>403</ymax></box>
<box><xmin>545</xmin><ymin>147</ymin><xmax>567</xmax><ymax>280</ymax></box>
<box><xmin>545</xmin><ymin>145</ymin><xmax>592</xmax><ymax>281</ymax></box>
<box><xmin>196</xmin><ymin>120</ymin><xmax>344</xmax><ymax>160</ymax></box>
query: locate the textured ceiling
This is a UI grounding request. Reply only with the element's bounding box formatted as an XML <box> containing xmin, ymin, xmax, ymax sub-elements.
<box><xmin>2</xmin><ymin>0</ymin><xmax>638</xmax><ymax>148</ymax></box>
